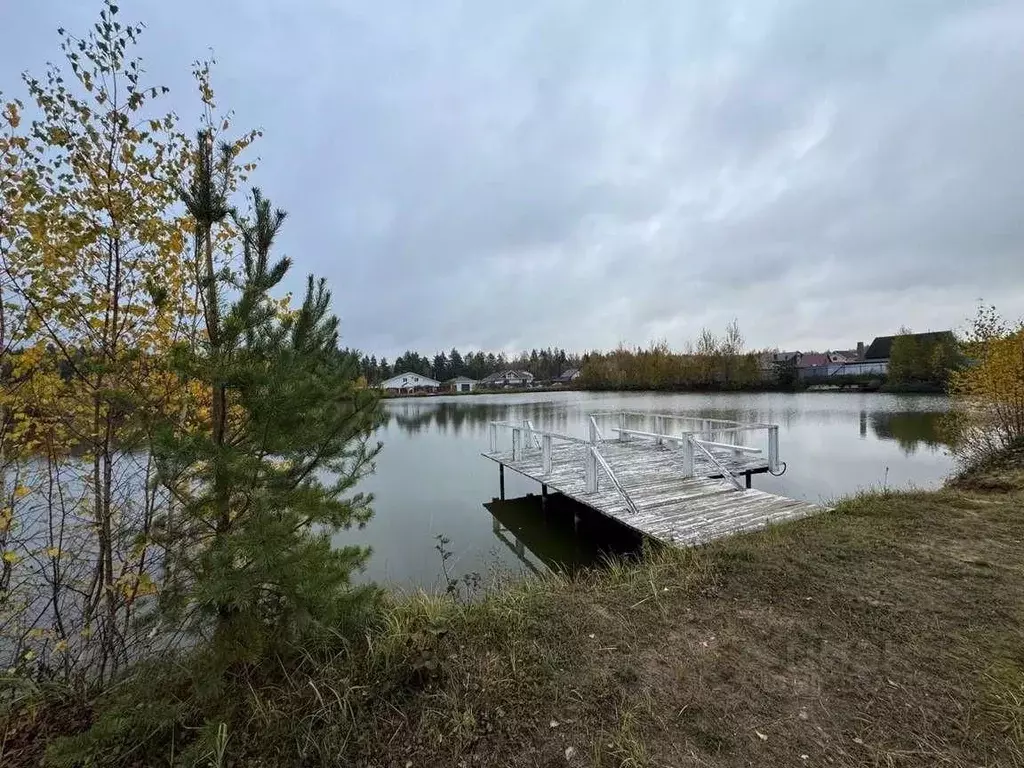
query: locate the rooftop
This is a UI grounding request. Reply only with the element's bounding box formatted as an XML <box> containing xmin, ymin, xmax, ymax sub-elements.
<box><xmin>865</xmin><ymin>331</ymin><xmax>956</xmax><ymax>360</ymax></box>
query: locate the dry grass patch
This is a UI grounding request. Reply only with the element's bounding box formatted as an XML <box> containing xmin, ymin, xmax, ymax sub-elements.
<box><xmin>4</xmin><ymin>457</ymin><xmax>1024</xmax><ymax>767</ymax></box>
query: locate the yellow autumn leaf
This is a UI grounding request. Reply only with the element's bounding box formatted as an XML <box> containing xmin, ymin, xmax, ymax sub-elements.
<box><xmin>135</xmin><ymin>572</ymin><xmax>158</xmax><ymax>597</ymax></box>
<box><xmin>54</xmin><ymin>639</ymin><xmax>69</xmax><ymax>653</ymax></box>
<box><xmin>13</xmin><ymin>485</ymin><xmax>30</xmax><ymax>499</ymax></box>
<box><xmin>2</xmin><ymin>551</ymin><xmax>18</xmax><ymax>564</ymax></box>
<box><xmin>3</xmin><ymin>101</ymin><xmax>20</xmax><ymax>128</ymax></box>
<box><xmin>45</xmin><ymin>546</ymin><xmax>61</xmax><ymax>558</ymax></box>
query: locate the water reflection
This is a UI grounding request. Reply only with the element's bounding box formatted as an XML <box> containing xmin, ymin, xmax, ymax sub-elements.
<box><xmin>352</xmin><ymin>392</ymin><xmax>954</xmax><ymax>588</ymax></box>
<box><xmin>485</xmin><ymin>493</ymin><xmax>643</xmax><ymax>575</ymax></box>
<box><xmin>384</xmin><ymin>398</ymin><xmax>953</xmax><ymax>458</ymax></box>
<box><xmin>384</xmin><ymin>399</ymin><xmax>573</xmax><ymax>438</ymax></box>
<box><xmin>381</xmin><ymin>396</ymin><xmax>804</xmax><ymax>439</ymax></box>
<box><xmin>865</xmin><ymin>410</ymin><xmax>952</xmax><ymax>455</ymax></box>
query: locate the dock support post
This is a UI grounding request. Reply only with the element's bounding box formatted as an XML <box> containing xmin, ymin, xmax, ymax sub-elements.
<box><xmin>542</xmin><ymin>434</ymin><xmax>552</xmax><ymax>474</ymax></box>
<box><xmin>524</xmin><ymin>420</ymin><xmax>533</xmax><ymax>450</ymax></box>
<box><xmin>499</xmin><ymin>463</ymin><xmax>505</xmax><ymax>500</ymax></box>
<box><xmin>618</xmin><ymin>411</ymin><xmax>626</xmax><ymax>441</ymax></box>
<box><xmin>768</xmin><ymin>425</ymin><xmax>780</xmax><ymax>473</ymax></box>
<box><xmin>541</xmin><ymin>483</ymin><xmax>548</xmax><ymax>512</ymax></box>
<box><xmin>745</xmin><ymin>471</ymin><xmax>752</xmax><ymax>489</ymax></box>
<box><xmin>489</xmin><ymin>423</ymin><xmax>497</xmax><ymax>453</ymax></box>
<box><xmin>655</xmin><ymin>415</ymin><xmax>664</xmax><ymax>445</ymax></box>
<box><xmin>585</xmin><ymin>423</ymin><xmax>598</xmax><ymax>493</ymax></box>
<box><xmin>512</xmin><ymin>428</ymin><xmax>521</xmax><ymax>460</ymax></box>
<box><xmin>681</xmin><ymin>436</ymin><xmax>695</xmax><ymax>477</ymax></box>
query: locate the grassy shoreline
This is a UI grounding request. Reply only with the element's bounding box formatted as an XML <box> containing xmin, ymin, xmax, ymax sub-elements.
<box><xmin>5</xmin><ymin>449</ymin><xmax>1023</xmax><ymax>766</ymax></box>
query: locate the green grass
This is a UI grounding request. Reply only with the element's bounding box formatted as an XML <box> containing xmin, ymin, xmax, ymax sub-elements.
<box><xmin>4</xmin><ymin>452</ymin><xmax>1024</xmax><ymax>767</ymax></box>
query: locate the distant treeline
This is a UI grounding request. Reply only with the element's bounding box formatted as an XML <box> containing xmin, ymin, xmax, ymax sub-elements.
<box><xmin>577</xmin><ymin>322</ymin><xmax>767</xmax><ymax>391</ymax></box>
<box><xmin>340</xmin><ymin>347</ymin><xmax>583</xmax><ymax>384</ymax></box>
<box><xmin>340</xmin><ymin>324</ymin><xmax>966</xmax><ymax>393</ymax></box>
<box><xmin>348</xmin><ymin>322</ymin><xmax>765</xmax><ymax>391</ymax></box>
<box><xmin>578</xmin><ymin>346</ymin><xmax>764</xmax><ymax>391</ymax></box>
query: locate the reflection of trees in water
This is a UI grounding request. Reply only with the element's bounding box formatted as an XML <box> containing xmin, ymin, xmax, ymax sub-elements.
<box><xmin>384</xmin><ymin>401</ymin><xmax>951</xmax><ymax>459</ymax></box>
<box><xmin>867</xmin><ymin>411</ymin><xmax>950</xmax><ymax>455</ymax></box>
<box><xmin>381</xmin><ymin>399</ymin><xmax>807</xmax><ymax>440</ymax></box>
<box><xmin>383</xmin><ymin>400</ymin><xmax>572</xmax><ymax>438</ymax></box>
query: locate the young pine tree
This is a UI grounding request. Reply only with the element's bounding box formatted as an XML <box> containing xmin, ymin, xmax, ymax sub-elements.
<box><xmin>156</xmin><ymin>134</ymin><xmax>382</xmax><ymax>661</ymax></box>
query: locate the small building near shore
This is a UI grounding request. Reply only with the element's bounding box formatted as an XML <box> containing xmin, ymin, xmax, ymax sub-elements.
<box><xmin>446</xmin><ymin>376</ymin><xmax>478</xmax><ymax>393</ymax></box>
<box><xmin>836</xmin><ymin>360</ymin><xmax>889</xmax><ymax>376</ymax></box>
<box><xmin>379</xmin><ymin>371</ymin><xmax>440</xmax><ymax>394</ymax></box>
<box><xmin>556</xmin><ymin>368</ymin><xmax>581</xmax><ymax>384</ymax></box>
<box><xmin>797</xmin><ymin>353</ymin><xmax>830</xmax><ymax>369</ymax></box>
<box><xmin>798</xmin><ymin>340</ymin><xmax>889</xmax><ymax>381</ymax></box>
<box><xmin>481</xmin><ymin>370</ymin><xmax>535</xmax><ymax>388</ymax></box>
<box><xmin>759</xmin><ymin>351</ymin><xmax>802</xmax><ymax>381</ymax></box>
<box><xmin>864</xmin><ymin>331</ymin><xmax>956</xmax><ymax>364</ymax></box>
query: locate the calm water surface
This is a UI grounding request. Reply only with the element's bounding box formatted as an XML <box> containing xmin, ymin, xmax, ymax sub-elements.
<box><xmin>339</xmin><ymin>391</ymin><xmax>954</xmax><ymax>589</ymax></box>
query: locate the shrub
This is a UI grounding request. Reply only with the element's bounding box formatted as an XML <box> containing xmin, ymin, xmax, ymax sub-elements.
<box><xmin>949</xmin><ymin>305</ymin><xmax>1024</xmax><ymax>461</ymax></box>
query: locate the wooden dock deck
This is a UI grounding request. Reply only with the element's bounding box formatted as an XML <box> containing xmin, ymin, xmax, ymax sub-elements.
<box><xmin>482</xmin><ymin>412</ymin><xmax>824</xmax><ymax>547</ymax></box>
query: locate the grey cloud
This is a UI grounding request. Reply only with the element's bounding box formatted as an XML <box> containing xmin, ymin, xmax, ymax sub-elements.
<box><xmin>2</xmin><ymin>0</ymin><xmax>1023</xmax><ymax>356</ymax></box>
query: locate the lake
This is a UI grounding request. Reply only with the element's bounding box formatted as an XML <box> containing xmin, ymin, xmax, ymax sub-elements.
<box><xmin>341</xmin><ymin>391</ymin><xmax>955</xmax><ymax>590</ymax></box>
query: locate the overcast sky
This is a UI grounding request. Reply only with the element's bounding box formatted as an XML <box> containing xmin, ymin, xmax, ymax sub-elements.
<box><xmin>3</xmin><ymin>1</ymin><xmax>1023</xmax><ymax>358</ymax></box>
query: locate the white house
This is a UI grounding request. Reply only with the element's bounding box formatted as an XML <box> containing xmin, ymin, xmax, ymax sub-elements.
<box><xmin>446</xmin><ymin>376</ymin><xmax>478</xmax><ymax>393</ymax></box>
<box><xmin>379</xmin><ymin>371</ymin><xmax>440</xmax><ymax>393</ymax></box>
<box><xmin>481</xmin><ymin>370</ymin><xmax>535</xmax><ymax>388</ymax></box>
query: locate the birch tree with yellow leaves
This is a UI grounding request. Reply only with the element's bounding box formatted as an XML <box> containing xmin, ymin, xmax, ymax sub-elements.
<box><xmin>2</xmin><ymin>0</ymin><xmax>383</xmax><ymax>698</ymax></box>
<box><xmin>0</xmin><ymin>1</ymin><xmax>202</xmax><ymax>680</ymax></box>
<box><xmin>1</xmin><ymin>0</ymin><xmax>382</xmax><ymax>691</ymax></box>
<box><xmin>950</xmin><ymin>304</ymin><xmax>1024</xmax><ymax>461</ymax></box>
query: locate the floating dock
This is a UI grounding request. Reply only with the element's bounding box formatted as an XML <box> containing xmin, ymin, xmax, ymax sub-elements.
<box><xmin>482</xmin><ymin>411</ymin><xmax>824</xmax><ymax>547</ymax></box>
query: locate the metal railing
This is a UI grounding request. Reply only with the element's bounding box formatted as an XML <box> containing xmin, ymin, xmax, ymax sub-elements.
<box><xmin>688</xmin><ymin>436</ymin><xmax>744</xmax><ymax>490</ymax></box>
<box><xmin>488</xmin><ymin>418</ymin><xmax>641</xmax><ymax>515</ymax></box>
<box><xmin>486</xmin><ymin>410</ymin><xmax>784</xmax><ymax>511</ymax></box>
<box><xmin>489</xmin><ymin>420</ymin><xmax>587</xmax><ymax>457</ymax></box>
<box><xmin>599</xmin><ymin>410</ymin><xmax>780</xmax><ymax>474</ymax></box>
<box><xmin>589</xmin><ymin>446</ymin><xmax>641</xmax><ymax>515</ymax></box>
